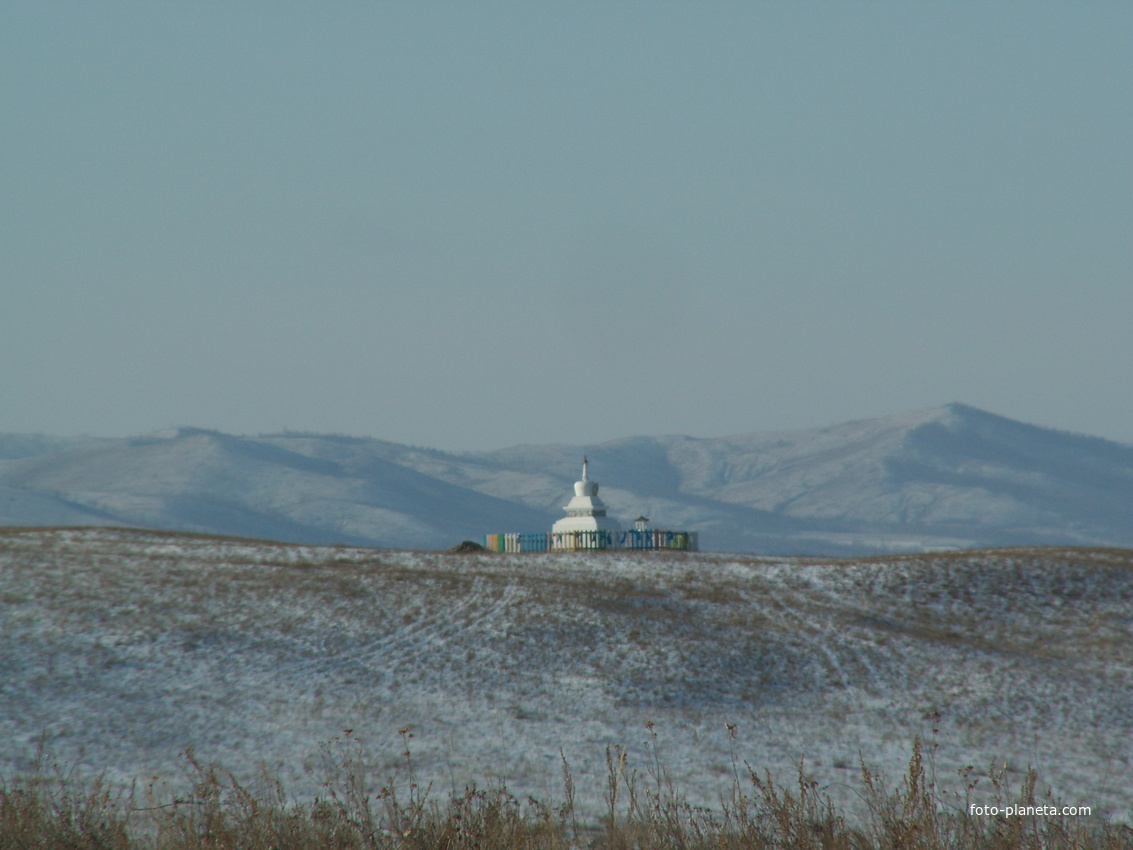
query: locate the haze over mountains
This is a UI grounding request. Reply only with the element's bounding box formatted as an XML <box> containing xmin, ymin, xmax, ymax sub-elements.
<box><xmin>2</xmin><ymin>403</ymin><xmax>1131</xmax><ymax>555</ymax></box>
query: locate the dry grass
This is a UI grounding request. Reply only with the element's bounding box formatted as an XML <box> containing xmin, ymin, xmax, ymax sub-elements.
<box><xmin>2</xmin><ymin>731</ymin><xmax>1127</xmax><ymax>850</ymax></box>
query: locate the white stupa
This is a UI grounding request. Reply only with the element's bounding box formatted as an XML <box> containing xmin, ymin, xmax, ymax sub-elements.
<box><xmin>551</xmin><ymin>457</ymin><xmax>621</xmax><ymax>534</ymax></box>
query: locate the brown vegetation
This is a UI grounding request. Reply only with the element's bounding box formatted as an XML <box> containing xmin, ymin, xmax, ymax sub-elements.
<box><xmin>2</xmin><ymin>731</ymin><xmax>1126</xmax><ymax>849</ymax></box>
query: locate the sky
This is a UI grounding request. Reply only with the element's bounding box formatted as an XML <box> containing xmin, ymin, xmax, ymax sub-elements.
<box><xmin>3</xmin><ymin>3</ymin><xmax>1132</xmax><ymax>451</ymax></box>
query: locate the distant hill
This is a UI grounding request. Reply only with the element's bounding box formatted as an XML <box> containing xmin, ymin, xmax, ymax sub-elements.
<box><xmin>2</xmin><ymin>404</ymin><xmax>1132</xmax><ymax>554</ymax></box>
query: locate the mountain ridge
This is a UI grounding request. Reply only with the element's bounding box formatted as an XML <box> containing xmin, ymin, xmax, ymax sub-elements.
<box><xmin>2</xmin><ymin>404</ymin><xmax>1131</xmax><ymax>555</ymax></box>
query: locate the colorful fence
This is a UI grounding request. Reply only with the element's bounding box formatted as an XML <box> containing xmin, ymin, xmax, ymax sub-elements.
<box><xmin>483</xmin><ymin>530</ymin><xmax>698</xmax><ymax>553</ymax></box>
<box><xmin>483</xmin><ymin>533</ymin><xmax>551</xmax><ymax>553</ymax></box>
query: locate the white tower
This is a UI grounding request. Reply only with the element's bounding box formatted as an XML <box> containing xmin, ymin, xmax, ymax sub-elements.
<box><xmin>551</xmin><ymin>457</ymin><xmax>621</xmax><ymax>533</ymax></box>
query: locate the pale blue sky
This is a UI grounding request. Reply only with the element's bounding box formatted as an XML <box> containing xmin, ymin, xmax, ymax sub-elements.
<box><xmin>3</xmin><ymin>3</ymin><xmax>1131</xmax><ymax>449</ymax></box>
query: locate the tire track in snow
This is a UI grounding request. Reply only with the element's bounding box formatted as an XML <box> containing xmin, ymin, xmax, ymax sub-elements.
<box><xmin>317</xmin><ymin>577</ymin><xmax>525</xmax><ymax>685</ymax></box>
<box><xmin>752</xmin><ymin>578</ymin><xmax>878</xmax><ymax>694</ymax></box>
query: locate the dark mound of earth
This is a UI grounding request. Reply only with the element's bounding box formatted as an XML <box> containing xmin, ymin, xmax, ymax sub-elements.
<box><xmin>449</xmin><ymin>540</ymin><xmax>488</xmax><ymax>553</ymax></box>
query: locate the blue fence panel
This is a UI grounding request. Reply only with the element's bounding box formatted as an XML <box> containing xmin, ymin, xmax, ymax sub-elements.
<box><xmin>518</xmin><ymin>533</ymin><xmax>548</xmax><ymax>552</ymax></box>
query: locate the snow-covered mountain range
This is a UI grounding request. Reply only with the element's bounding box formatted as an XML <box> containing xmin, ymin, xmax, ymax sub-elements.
<box><xmin>2</xmin><ymin>403</ymin><xmax>1132</xmax><ymax>554</ymax></box>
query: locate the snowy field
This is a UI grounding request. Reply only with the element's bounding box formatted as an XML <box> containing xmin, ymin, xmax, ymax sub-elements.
<box><xmin>1</xmin><ymin>527</ymin><xmax>1130</xmax><ymax>821</ymax></box>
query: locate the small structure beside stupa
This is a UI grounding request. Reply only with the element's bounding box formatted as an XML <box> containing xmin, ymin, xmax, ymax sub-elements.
<box><xmin>484</xmin><ymin>457</ymin><xmax>698</xmax><ymax>553</ymax></box>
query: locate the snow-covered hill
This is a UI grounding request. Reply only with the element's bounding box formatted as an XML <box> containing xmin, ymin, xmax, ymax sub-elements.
<box><xmin>1</xmin><ymin>528</ymin><xmax>1130</xmax><ymax>819</ymax></box>
<box><xmin>3</xmin><ymin>404</ymin><xmax>1132</xmax><ymax>554</ymax></box>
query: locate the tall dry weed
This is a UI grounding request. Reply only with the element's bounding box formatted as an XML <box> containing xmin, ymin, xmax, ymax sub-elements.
<box><xmin>0</xmin><ymin>728</ymin><xmax>1127</xmax><ymax>849</ymax></box>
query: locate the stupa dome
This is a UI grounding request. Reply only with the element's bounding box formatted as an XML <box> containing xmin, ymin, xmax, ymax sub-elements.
<box><xmin>573</xmin><ymin>460</ymin><xmax>598</xmax><ymax>497</ymax></box>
